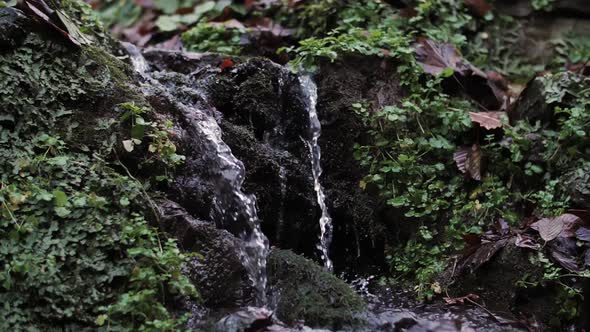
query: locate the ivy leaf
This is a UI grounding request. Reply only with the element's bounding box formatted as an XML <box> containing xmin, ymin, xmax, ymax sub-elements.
<box><xmin>453</xmin><ymin>144</ymin><xmax>482</xmax><ymax>181</ymax></box>
<box><xmin>53</xmin><ymin>190</ymin><xmax>68</xmax><ymax>207</ymax></box>
<box><xmin>54</xmin><ymin>206</ymin><xmax>71</xmax><ymax>217</ymax></box>
<box><xmin>122</xmin><ymin>140</ymin><xmax>134</xmax><ymax>152</ymax></box>
<box><xmin>119</xmin><ymin>197</ymin><xmax>130</xmax><ymax>207</ymax></box>
<box><xmin>95</xmin><ymin>314</ymin><xmax>108</xmax><ymax>326</ymax></box>
<box><xmin>388</xmin><ymin>196</ymin><xmax>407</xmax><ymax>207</ymax></box>
<box><xmin>469</xmin><ymin>111</ymin><xmax>506</xmax><ymax>130</ymax></box>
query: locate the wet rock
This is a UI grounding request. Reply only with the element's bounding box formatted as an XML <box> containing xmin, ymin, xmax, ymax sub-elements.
<box><xmin>0</xmin><ymin>7</ymin><xmax>29</xmax><ymax>50</ymax></box>
<box><xmin>156</xmin><ymin>199</ymin><xmax>254</xmax><ymax>307</ymax></box>
<box><xmin>208</xmin><ymin>59</ymin><xmax>320</xmax><ymax>256</ymax></box>
<box><xmin>510</xmin><ymin>72</ymin><xmax>590</xmax><ymax>127</ymax></box>
<box><xmin>267</xmin><ymin>249</ymin><xmax>366</xmax><ymax>329</ymax></box>
<box><xmin>449</xmin><ymin>239</ymin><xmax>565</xmax><ymax>329</ymax></box>
<box><xmin>496</xmin><ymin>0</ymin><xmax>590</xmax><ymax>17</ymax></box>
<box><xmin>142</xmin><ymin>50</ymin><xmax>391</xmax><ymax>271</ymax></box>
<box><xmin>562</xmin><ymin>164</ymin><xmax>590</xmax><ymax>209</ymax></box>
<box><xmin>316</xmin><ymin>56</ymin><xmax>404</xmax><ymax>269</ymax></box>
<box><xmin>215</xmin><ymin>307</ymin><xmax>274</xmax><ymax>332</ymax></box>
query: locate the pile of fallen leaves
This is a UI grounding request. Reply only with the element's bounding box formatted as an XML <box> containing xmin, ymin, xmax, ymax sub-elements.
<box><xmin>87</xmin><ymin>0</ymin><xmax>297</xmax><ymax>56</ymax></box>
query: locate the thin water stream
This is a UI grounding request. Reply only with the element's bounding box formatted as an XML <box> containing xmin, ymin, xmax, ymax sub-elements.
<box><xmin>300</xmin><ymin>75</ymin><xmax>334</xmax><ymax>272</ymax></box>
<box><xmin>124</xmin><ymin>43</ymin><xmax>269</xmax><ymax>305</ymax></box>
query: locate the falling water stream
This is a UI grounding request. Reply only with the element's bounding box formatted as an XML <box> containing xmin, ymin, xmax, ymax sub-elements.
<box><xmin>124</xmin><ymin>44</ymin><xmax>269</xmax><ymax>305</ymax></box>
<box><xmin>300</xmin><ymin>75</ymin><xmax>334</xmax><ymax>272</ymax></box>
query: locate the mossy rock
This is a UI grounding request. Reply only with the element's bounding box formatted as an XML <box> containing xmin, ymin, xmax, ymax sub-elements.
<box><xmin>267</xmin><ymin>249</ymin><xmax>365</xmax><ymax>329</ymax></box>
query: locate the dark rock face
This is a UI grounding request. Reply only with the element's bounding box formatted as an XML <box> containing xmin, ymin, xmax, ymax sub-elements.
<box><xmin>145</xmin><ymin>50</ymin><xmax>390</xmax><ymax>269</ymax></box>
<box><xmin>563</xmin><ymin>164</ymin><xmax>590</xmax><ymax>209</ymax></box>
<box><xmin>449</xmin><ymin>239</ymin><xmax>588</xmax><ymax>330</ymax></box>
<box><xmin>267</xmin><ymin>249</ymin><xmax>366</xmax><ymax>329</ymax></box>
<box><xmin>156</xmin><ymin>199</ymin><xmax>254</xmax><ymax>307</ymax></box>
<box><xmin>496</xmin><ymin>0</ymin><xmax>590</xmax><ymax>17</ymax></box>
<box><xmin>206</xmin><ymin>59</ymin><xmax>319</xmax><ymax>257</ymax></box>
<box><xmin>316</xmin><ymin>56</ymin><xmax>404</xmax><ymax>270</ymax></box>
<box><xmin>0</xmin><ymin>7</ymin><xmax>29</xmax><ymax>50</ymax></box>
<box><xmin>450</xmin><ymin>240</ymin><xmax>544</xmax><ymax>314</ymax></box>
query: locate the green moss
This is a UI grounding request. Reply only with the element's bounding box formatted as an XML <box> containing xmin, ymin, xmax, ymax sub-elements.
<box><xmin>267</xmin><ymin>249</ymin><xmax>365</xmax><ymax>329</ymax></box>
<box><xmin>0</xmin><ymin>7</ymin><xmax>195</xmax><ymax>331</ymax></box>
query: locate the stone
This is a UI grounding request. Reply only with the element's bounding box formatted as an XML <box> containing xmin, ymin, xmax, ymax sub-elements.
<box><xmin>267</xmin><ymin>249</ymin><xmax>366</xmax><ymax>329</ymax></box>
<box><xmin>0</xmin><ymin>7</ymin><xmax>29</xmax><ymax>50</ymax></box>
<box><xmin>156</xmin><ymin>199</ymin><xmax>254</xmax><ymax>307</ymax></box>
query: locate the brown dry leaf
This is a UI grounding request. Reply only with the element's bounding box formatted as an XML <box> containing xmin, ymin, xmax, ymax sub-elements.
<box><xmin>515</xmin><ymin>234</ymin><xmax>541</xmax><ymax>250</ymax></box>
<box><xmin>558</xmin><ymin>213</ymin><xmax>583</xmax><ymax>237</ymax></box>
<box><xmin>444</xmin><ymin>293</ymin><xmax>480</xmax><ymax>305</ymax></box>
<box><xmin>464</xmin><ymin>0</ymin><xmax>492</xmax><ymax>17</ymax></box>
<box><xmin>530</xmin><ymin>214</ymin><xmax>582</xmax><ymax>241</ymax></box>
<box><xmin>469</xmin><ymin>111</ymin><xmax>506</xmax><ymax>130</ymax></box>
<box><xmin>454</xmin><ymin>144</ymin><xmax>482</xmax><ymax>181</ymax></box>
<box><xmin>21</xmin><ymin>0</ymin><xmax>91</xmax><ymax>46</ymax></box>
<box><xmin>549</xmin><ymin>249</ymin><xmax>582</xmax><ymax>272</ymax></box>
<box><xmin>415</xmin><ymin>39</ymin><xmax>467</xmax><ymax>76</ymax></box>
<box><xmin>576</xmin><ymin>227</ymin><xmax>590</xmax><ymax>242</ymax></box>
<box><xmin>530</xmin><ymin>217</ymin><xmax>564</xmax><ymax>242</ymax></box>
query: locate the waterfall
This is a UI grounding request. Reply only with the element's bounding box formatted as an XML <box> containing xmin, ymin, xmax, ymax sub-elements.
<box><xmin>123</xmin><ymin>43</ymin><xmax>269</xmax><ymax>305</ymax></box>
<box><xmin>300</xmin><ymin>75</ymin><xmax>334</xmax><ymax>272</ymax></box>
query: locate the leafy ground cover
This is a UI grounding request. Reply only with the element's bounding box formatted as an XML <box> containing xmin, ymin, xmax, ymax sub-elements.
<box><xmin>0</xmin><ymin>1</ymin><xmax>196</xmax><ymax>330</ymax></box>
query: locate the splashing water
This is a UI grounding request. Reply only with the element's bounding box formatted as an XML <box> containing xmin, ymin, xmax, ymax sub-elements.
<box><xmin>123</xmin><ymin>43</ymin><xmax>269</xmax><ymax>305</ymax></box>
<box><xmin>300</xmin><ymin>75</ymin><xmax>334</xmax><ymax>272</ymax></box>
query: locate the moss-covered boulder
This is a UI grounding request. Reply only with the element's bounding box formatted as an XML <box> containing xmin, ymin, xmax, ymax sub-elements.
<box><xmin>267</xmin><ymin>249</ymin><xmax>365</xmax><ymax>329</ymax></box>
<box><xmin>0</xmin><ymin>3</ymin><xmax>196</xmax><ymax>330</ymax></box>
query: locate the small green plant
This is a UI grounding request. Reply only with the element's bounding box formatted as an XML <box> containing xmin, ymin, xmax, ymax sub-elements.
<box><xmin>532</xmin><ymin>0</ymin><xmax>555</xmax><ymax>11</ymax></box>
<box><xmin>118</xmin><ymin>102</ymin><xmax>185</xmax><ymax>170</ymax></box>
<box><xmin>182</xmin><ymin>22</ymin><xmax>245</xmax><ymax>55</ymax></box>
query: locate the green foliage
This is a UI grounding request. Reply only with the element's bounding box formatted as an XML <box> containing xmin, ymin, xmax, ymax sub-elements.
<box><xmin>532</xmin><ymin>0</ymin><xmax>555</xmax><ymax>11</ymax></box>
<box><xmin>118</xmin><ymin>102</ymin><xmax>185</xmax><ymax>171</ymax></box>
<box><xmin>284</xmin><ymin>0</ymin><xmax>590</xmax><ymax>302</ymax></box>
<box><xmin>0</xmin><ymin>20</ymin><xmax>195</xmax><ymax>330</ymax></box>
<box><xmin>555</xmin><ymin>34</ymin><xmax>590</xmax><ymax>65</ymax></box>
<box><xmin>408</xmin><ymin>0</ymin><xmax>478</xmax><ymax>46</ymax></box>
<box><xmin>181</xmin><ymin>22</ymin><xmax>245</xmax><ymax>54</ymax></box>
<box><xmin>386</xmin><ymin>226</ymin><xmax>447</xmax><ymax>301</ymax></box>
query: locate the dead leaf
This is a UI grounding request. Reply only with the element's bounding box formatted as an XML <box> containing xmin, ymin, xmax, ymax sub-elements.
<box><xmin>549</xmin><ymin>249</ymin><xmax>582</xmax><ymax>272</ymax></box>
<box><xmin>415</xmin><ymin>39</ymin><xmax>467</xmax><ymax>76</ymax></box>
<box><xmin>444</xmin><ymin>293</ymin><xmax>480</xmax><ymax>305</ymax></box>
<box><xmin>220</xmin><ymin>58</ymin><xmax>235</xmax><ymax>71</ymax></box>
<box><xmin>20</xmin><ymin>0</ymin><xmax>91</xmax><ymax>46</ymax></box>
<box><xmin>530</xmin><ymin>214</ymin><xmax>582</xmax><ymax>241</ymax></box>
<box><xmin>469</xmin><ymin>111</ymin><xmax>506</xmax><ymax>130</ymax></box>
<box><xmin>558</xmin><ymin>213</ymin><xmax>583</xmax><ymax>238</ymax></box>
<box><xmin>464</xmin><ymin>0</ymin><xmax>492</xmax><ymax>17</ymax></box>
<box><xmin>515</xmin><ymin>234</ymin><xmax>541</xmax><ymax>250</ymax></box>
<box><xmin>454</xmin><ymin>144</ymin><xmax>482</xmax><ymax>181</ymax></box>
<box><xmin>576</xmin><ymin>227</ymin><xmax>590</xmax><ymax>242</ymax></box>
<box><xmin>530</xmin><ymin>217</ymin><xmax>564</xmax><ymax>242</ymax></box>
<box><xmin>584</xmin><ymin>249</ymin><xmax>590</xmax><ymax>267</ymax></box>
